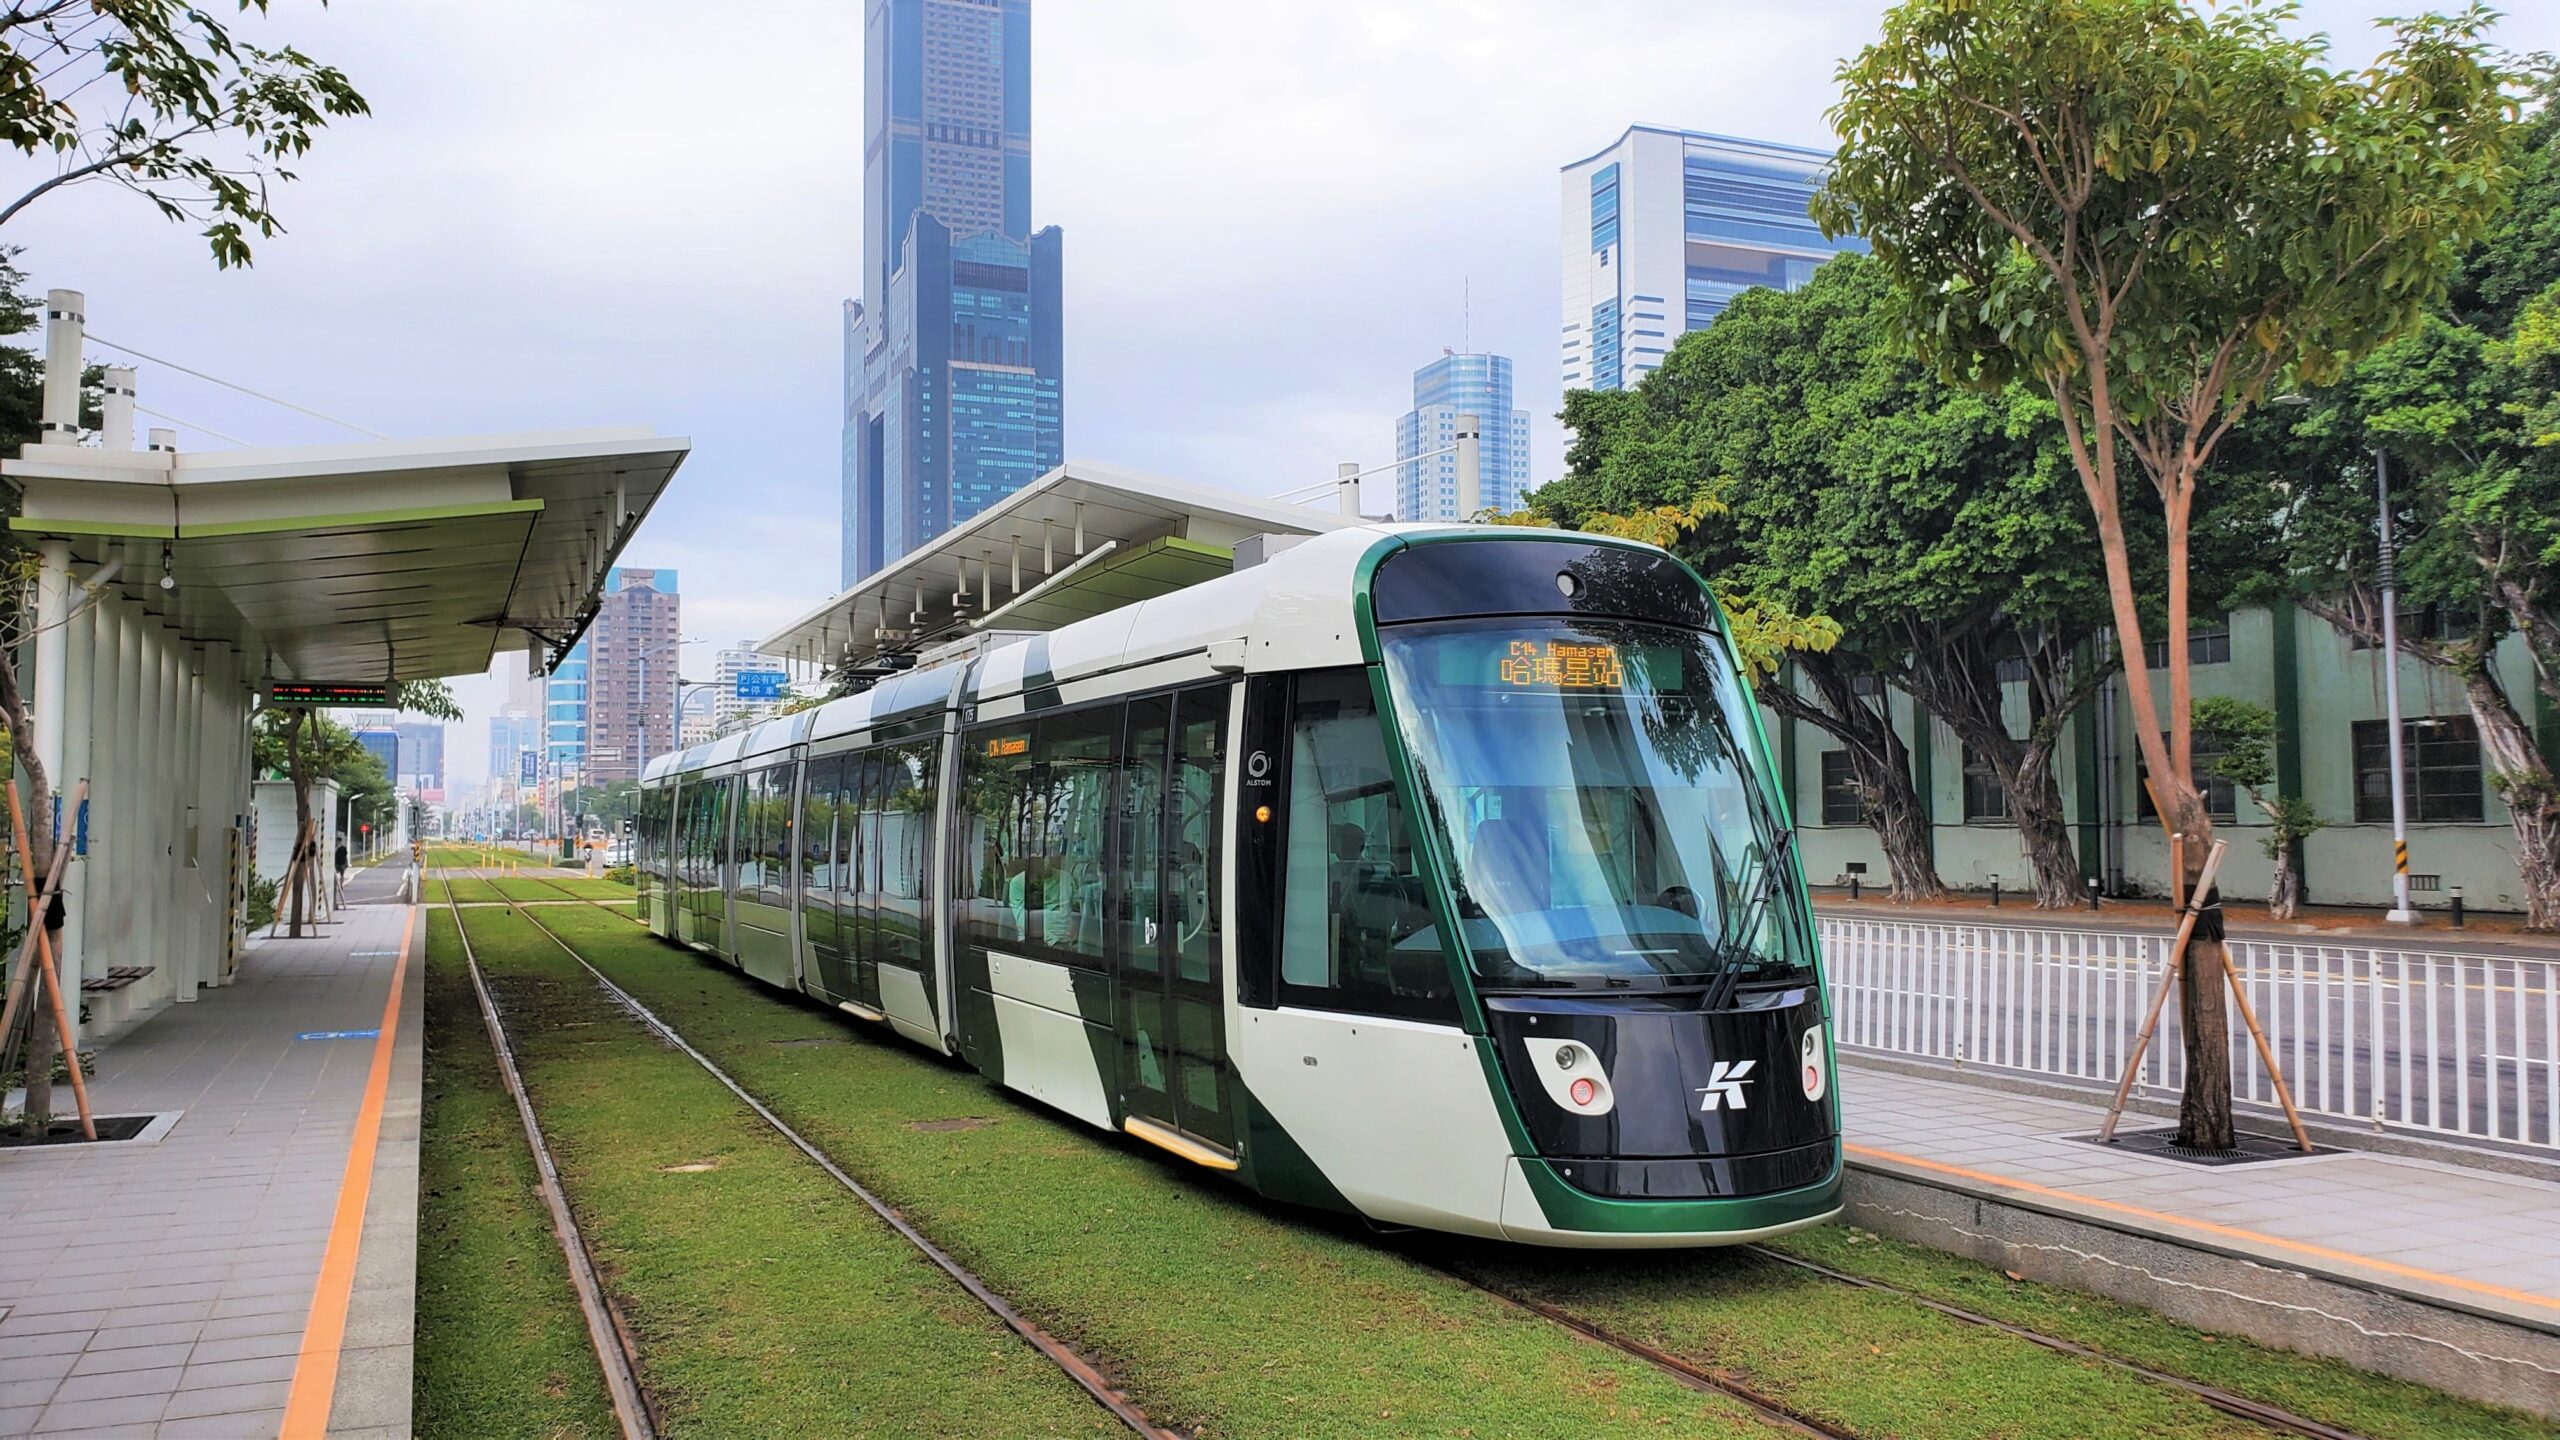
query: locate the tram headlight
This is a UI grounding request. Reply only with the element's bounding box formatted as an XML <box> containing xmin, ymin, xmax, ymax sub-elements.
<box><xmin>1554</xmin><ymin>1045</ymin><xmax>1578</xmax><ymax>1070</ymax></box>
<box><xmin>1569</xmin><ymin>1077</ymin><xmax>1596</xmax><ymax>1106</ymax></box>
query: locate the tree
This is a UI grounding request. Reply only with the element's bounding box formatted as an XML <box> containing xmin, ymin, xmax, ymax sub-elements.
<box><xmin>1819</xmin><ymin>0</ymin><xmax>2520</xmax><ymax>1148</ymax></box>
<box><xmin>1537</xmin><ymin>256</ymin><xmax>2147</xmax><ymax>906</ymax></box>
<box><xmin>255</xmin><ymin>682</ymin><xmax>456</xmax><ymax>935</ymax></box>
<box><xmin>0</xmin><ymin>2</ymin><xmax>367</xmax><ymax>267</ymax></box>
<box><xmin>2190</xmin><ymin>696</ymin><xmax>2326</xmax><ymax>919</ymax></box>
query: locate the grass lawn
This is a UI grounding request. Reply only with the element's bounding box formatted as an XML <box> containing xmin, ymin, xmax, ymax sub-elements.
<box><xmin>445</xmin><ymin>905</ymin><xmax>1122</xmax><ymax>1438</ymax></box>
<box><xmin>536</xmin><ymin>907</ymin><xmax>2538</xmax><ymax>1440</ymax></box>
<box><xmin>538</xmin><ymin>908</ymin><xmax>1776</xmax><ymax>1438</ymax></box>
<box><xmin>439</xmin><ymin>875</ymin><xmax>506</xmax><ymax>903</ymax></box>
<box><xmin>543</xmin><ymin>876</ymin><xmax>638</xmax><ymax>900</ymax></box>
<box><xmin>414</xmin><ymin>909</ymin><xmax>620</xmax><ymax>1439</ymax></box>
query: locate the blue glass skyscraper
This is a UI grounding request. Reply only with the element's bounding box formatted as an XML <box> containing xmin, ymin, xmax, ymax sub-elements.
<box><xmin>1560</xmin><ymin>127</ymin><xmax>1866</xmax><ymax>396</ymax></box>
<box><xmin>842</xmin><ymin>0</ymin><xmax>1063</xmax><ymax>585</ymax></box>
<box><xmin>1395</xmin><ymin>352</ymin><xmax>1532</xmax><ymax>522</ymax></box>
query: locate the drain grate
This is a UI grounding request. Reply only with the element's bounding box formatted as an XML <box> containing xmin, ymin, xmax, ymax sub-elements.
<box><xmin>2076</xmin><ymin>1126</ymin><xmax>2314</xmax><ymax>1166</ymax></box>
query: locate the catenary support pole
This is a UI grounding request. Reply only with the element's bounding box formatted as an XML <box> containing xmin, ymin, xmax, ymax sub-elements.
<box><xmin>1337</xmin><ymin>461</ymin><xmax>1361</xmax><ymax>517</ymax></box>
<box><xmin>2376</xmin><ymin>449</ymin><xmax>2416</xmax><ymax>923</ymax></box>
<box><xmin>1455</xmin><ymin>413</ymin><xmax>1481</xmax><ymax>520</ymax></box>
<box><xmin>38</xmin><ymin>291</ymin><xmax>82</xmax><ymax>442</ymax></box>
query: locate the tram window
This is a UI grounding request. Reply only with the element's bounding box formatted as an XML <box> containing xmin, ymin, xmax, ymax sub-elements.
<box><xmin>1120</xmin><ymin>699</ymin><xmax>1170</xmax><ymax>971</ymax></box>
<box><xmin>1276</xmin><ymin>669</ymin><xmax>1453</xmax><ymax>1022</ymax></box>
<box><xmin>880</xmin><ymin>740</ymin><xmax>936</xmax><ymax>970</ymax></box>
<box><xmin>1172</xmin><ymin>688</ymin><xmax>1228</xmax><ymax>985</ymax></box>
<box><xmin>1035</xmin><ymin>709</ymin><xmax>1115</xmax><ymax>967</ymax></box>
<box><xmin>964</xmin><ymin>723</ymin><xmax>1038</xmax><ymax>951</ymax></box>
<box><xmin>801</xmin><ymin>757</ymin><xmax>840</xmax><ymax>952</ymax></box>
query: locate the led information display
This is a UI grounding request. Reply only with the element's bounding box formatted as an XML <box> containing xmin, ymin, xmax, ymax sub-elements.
<box><xmin>1497</xmin><ymin>639</ymin><xmax>1625</xmax><ymax>691</ymax></box>
<box><xmin>266</xmin><ymin>680</ymin><xmax>393</xmax><ymax>707</ymax></box>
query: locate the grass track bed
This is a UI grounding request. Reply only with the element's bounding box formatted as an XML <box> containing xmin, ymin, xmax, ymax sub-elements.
<box><xmin>536</xmin><ymin>907</ymin><xmax>1769</xmax><ymax>1438</ymax></box>
<box><xmin>537</xmin><ymin>907</ymin><xmax>2541</xmax><ymax>1440</ymax></box>
<box><xmin>445</xmin><ymin>904</ymin><xmax>1117</xmax><ymax>1438</ymax></box>
<box><xmin>438</xmin><ymin>875</ymin><xmax>505</xmax><ymax>903</ymax></box>
<box><xmin>415</xmin><ymin>909</ymin><xmax>620</xmax><ymax>1439</ymax></box>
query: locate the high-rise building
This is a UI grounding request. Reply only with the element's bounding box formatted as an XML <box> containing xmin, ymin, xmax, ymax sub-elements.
<box><xmin>546</xmin><ymin>640</ymin><xmax>588</xmax><ymax>780</ymax></box>
<box><xmin>842</xmin><ymin>0</ymin><xmax>1064</xmax><ymax>585</ymax></box>
<box><xmin>392</xmin><ymin>722</ymin><xmax>446</xmax><ymax>793</ymax></box>
<box><xmin>354</xmin><ymin>727</ymin><xmax>399</xmax><ymax>784</ymax></box>
<box><xmin>585</xmin><ymin>567</ymin><xmax>681</xmax><ymax>782</ymax></box>
<box><xmin>1561</xmin><ymin>126</ymin><xmax>1866</xmax><ymax>396</ymax></box>
<box><xmin>487</xmin><ymin>709</ymin><xmax>539</xmax><ymax>785</ymax></box>
<box><xmin>712</xmin><ymin>645</ymin><xmax>785</xmax><ymax>733</ymax></box>
<box><xmin>1395</xmin><ymin>352</ymin><xmax>1533</xmax><ymax>522</ymax></box>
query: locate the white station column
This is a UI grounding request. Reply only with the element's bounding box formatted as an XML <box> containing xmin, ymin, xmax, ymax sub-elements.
<box><xmin>85</xmin><ymin>586</ymin><xmax>123</xmax><ymax>987</ymax></box>
<box><xmin>56</xmin><ymin>573</ymin><xmax>92</xmax><ymax>1016</ymax></box>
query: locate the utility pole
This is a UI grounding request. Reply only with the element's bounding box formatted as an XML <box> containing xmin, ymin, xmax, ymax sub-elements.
<box><xmin>1455</xmin><ymin>413</ymin><xmax>1482</xmax><ymax>521</ymax></box>
<box><xmin>2377</xmin><ymin>448</ymin><xmax>2417</xmax><ymax>924</ymax></box>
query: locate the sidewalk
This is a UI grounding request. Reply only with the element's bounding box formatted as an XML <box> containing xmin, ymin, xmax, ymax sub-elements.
<box><xmin>0</xmin><ymin>889</ymin><xmax>421</xmax><ymax>1437</ymax></box>
<box><xmin>1839</xmin><ymin>1057</ymin><xmax>2560</xmax><ymax>1416</ymax></box>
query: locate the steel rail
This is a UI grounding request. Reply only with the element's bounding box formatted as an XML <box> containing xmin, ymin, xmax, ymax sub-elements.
<box><xmin>494</xmin><ymin>894</ymin><xmax>1180</xmax><ymax>1440</ymax></box>
<box><xmin>440</xmin><ymin>891</ymin><xmax>659</xmax><ymax>1440</ymax></box>
<box><xmin>1741</xmin><ymin>1245</ymin><xmax>2371</xmax><ymax>1440</ymax></box>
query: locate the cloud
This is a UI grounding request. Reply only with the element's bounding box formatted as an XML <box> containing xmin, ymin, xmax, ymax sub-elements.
<box><xmin>9</xmin><ymin>0</ymin><xmax>2548</xmax><ymax>791</ymax></box>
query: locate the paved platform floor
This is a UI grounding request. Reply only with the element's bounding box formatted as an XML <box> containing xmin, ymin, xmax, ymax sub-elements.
<box><xmin>1839</xmin><ymin>1058</ymin><xmax>2560</xmax><ymax>1331</ymax></box>
<box><xmin>0</xmin><ymin>886</ymin><xmax>419</xmax><ymax>1438</ymax></box>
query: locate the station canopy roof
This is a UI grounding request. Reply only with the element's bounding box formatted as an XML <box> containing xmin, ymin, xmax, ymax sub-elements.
<box><xmin>761</xmin><ymin>460</ymin><xmax>1354</xmax><ymax>674</ymax></box>
<box><xmin>2</xmin><ymin>427</ymin><xmax>689</xmax><ymax>685</ymax></box>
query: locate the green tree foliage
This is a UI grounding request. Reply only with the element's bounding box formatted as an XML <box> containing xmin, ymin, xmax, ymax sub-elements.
<box><xmin>1536</xmin><ymin>255</ymin><xmax>2145</xmax><ymax>906</ymax></box>
<box><xmin>0</xmin><ymin>2</ymin><xmax>368</xmax><ymax>267</ymax></box>
<box><xmin>2189</xmin><ymin>696</ymin><xmax>2325</xmax><ymax>919</ymax></box>
<box><xmin>1818</xmin><ymin>0</ymin><xmax>2520</xmax><ymax>1148</ymax></box>
<box><xmin>2246</xmin><ymin>73</ymin><xmax>2560</xmax><ymax>926</ymax></box>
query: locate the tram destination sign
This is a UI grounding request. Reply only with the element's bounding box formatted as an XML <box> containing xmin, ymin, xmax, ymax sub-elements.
<box><xmin>266</xmin><ymin>680</ymin><xmax>393</xmax><ymax>707</ymax></box>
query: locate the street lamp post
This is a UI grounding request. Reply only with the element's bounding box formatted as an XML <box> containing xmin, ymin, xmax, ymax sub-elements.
<box><xmin>2376</xmin><ymin>449</ymin><xmax>2417</xmax><ymax>924</ymax></box>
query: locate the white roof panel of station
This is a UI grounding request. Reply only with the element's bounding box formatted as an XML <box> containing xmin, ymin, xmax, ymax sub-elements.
<box><xmin>762</xmin><ymin>458</ymin><xmax>1351</xmax><ymax>673</ymax></box>
<box><xmin>2</xmin><ymin>427</ymin><xmax>688</xmax><ymax>684</ymax></box>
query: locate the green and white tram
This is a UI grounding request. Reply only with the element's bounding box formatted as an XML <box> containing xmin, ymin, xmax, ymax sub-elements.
<box><xmin>638</xmin><ymin>526</ymin><xmax>1841</xmax><ymax>1246</ymax></box>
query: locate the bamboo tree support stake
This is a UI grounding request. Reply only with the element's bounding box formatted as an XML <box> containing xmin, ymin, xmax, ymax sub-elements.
<box><xmin>4</xmin><ymin>780</ymin><xmax>94</xmax><ymax>1139</ymax></box>
<box><xmin>0</xmin><ymin>779</ymin><xmax>87</xmax><ymax>1085</ymax></box>
<box><xmin>2221</xmin><ymin>941</ymin><xmax>2316</xmax><ymax>1153</ymax></box>
<box><xmin>2099</xmin><ymin>838</ymin><xmax>2230</xmax><ymax>1142</ymax></box>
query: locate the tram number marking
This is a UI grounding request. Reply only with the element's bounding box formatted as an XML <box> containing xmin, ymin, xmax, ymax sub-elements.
<box><xmin>1696</xmin><ymin>1060</ymin><xmax>1757</xmax><ymax>1111</ymax></box>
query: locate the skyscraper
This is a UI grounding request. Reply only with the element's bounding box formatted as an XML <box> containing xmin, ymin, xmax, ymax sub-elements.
<box><xmin>1395</xmin><ymin>352</ymin><xmax>1533</xmax><ymax>522</ymax></box>
<box><xmin>546</xmin><ymin>639</ymin><xmax>588</xmax><ymax>780</ymax></box>
<box><xmin>712</xmin><ymin>644</ymin><xmax>785</xmax><ymax>734</ymax></box>
<box><xmin>585</xmin><ymin>567</ymin><xmax>681</xmax><ymax>783</ymax></box>
<box><xmin>1561</xmin><ymin>127</ymin><xmax>1866</xmax><ymax>397</ymax></box>
<box><xmin>842</xmin><ymin>0</ymin><xmax>1064</xmax><ymax>585</ymax></box>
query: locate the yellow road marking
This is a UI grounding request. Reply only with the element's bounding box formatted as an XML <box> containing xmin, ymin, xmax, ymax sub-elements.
<box><xmin>279</xmin><ymin>906</ymin><xmax>415</xmax><ymax>1438</ymax></box>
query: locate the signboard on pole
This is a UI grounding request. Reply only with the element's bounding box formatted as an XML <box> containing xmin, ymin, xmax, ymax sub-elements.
<box><xmin>519</xmin><ymin>750</ymin><xmax>539</xmax><ymax>784</ymax></box>
<box><xmin>735</xmin><ymin>669</ymin><xmax>788</xmax><ymax>701</ymax></box>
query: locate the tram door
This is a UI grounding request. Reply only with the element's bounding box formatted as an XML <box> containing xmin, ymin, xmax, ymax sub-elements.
<box><xmin>1116</xmin><ymin>684</ymin><xmax>1234</xmax><ymax>1151</ymax></box>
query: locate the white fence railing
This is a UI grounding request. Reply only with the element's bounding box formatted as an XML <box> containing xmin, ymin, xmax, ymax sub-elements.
<box><xmin>1819</xmin><ymin>916</ymin><xmax>2560</xmax><ymax>1152</ymax></box>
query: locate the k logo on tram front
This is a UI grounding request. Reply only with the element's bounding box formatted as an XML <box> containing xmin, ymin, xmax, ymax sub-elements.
<box><xmin>1696</xmin><ymin>1060</ymin><xmax>1757</xmax><ymax>1111</ymax></box>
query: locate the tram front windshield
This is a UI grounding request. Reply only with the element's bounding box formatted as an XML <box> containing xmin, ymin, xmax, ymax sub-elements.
<box><xmin>1377</xmin><ymin>618</ymin><xmax>1805</xmax><ymax>990</ymax></box>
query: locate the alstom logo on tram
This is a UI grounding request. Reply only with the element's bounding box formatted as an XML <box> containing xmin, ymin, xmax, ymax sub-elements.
<box><xmin>635</xmin><ymin>523</ymin><xmax>1843</xmax><ymax>1248</ymax></box>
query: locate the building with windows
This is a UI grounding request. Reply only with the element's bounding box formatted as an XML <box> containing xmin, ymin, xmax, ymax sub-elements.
<box><xmin>1560</xmin><ymin>126</ymin><xmax>1866</xmax><ymax>397</ymax></box>
<box><xmin>546</xmin><ymin>639</ymin><xmax>589</xmax><ymax>780</ymax></box>
<box><xmin>354</xmin><ymin>727</ymin><xmax>399</xmax><ymax>785</ymax></box>
<box><xmin>1778</xmin><ymin>604</ymin><xmax>2560</xmax><ymax>914</ymax></box>
<box><xmin>392</xmin><ymin>722</ymin><xmax>445</xmax><ymax>794</ymax></box>
<box><xmin>841</xmin><ymin>0</ymin><xmax>1063</xmax><ymax>585</ymax></box>
<box><xmin>712</xmin><ymin>644</ymin><xmax>787</xmax><ymax>733</ymax></box>
<box><xmin>488</xmin><ymin>709</ymin><xmax>538</xmax><ymax>785</ymax></box>
<box><xmin>585</xmin><ymin>567</ymin><xmax>681</xmax><ymax>782</ymax></box>
<box><xmin>1395</xmin><ymin>351</ymin><xmax>1532</xmax><ymax>522</ymax></box>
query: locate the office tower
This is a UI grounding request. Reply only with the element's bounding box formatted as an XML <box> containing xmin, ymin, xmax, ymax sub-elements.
<box><xmin>546</xmin><ymin>639</ymin><xmax>588</xmax><ymax>780</ymax></box>
<box><xmin>1561</xmin><ymin>127</ymin><xmax>1866</xmax><ymax>396</ymax></box>
<box><xmin>712</xmin><ymin>644</ymin><xmax>786</xmax><ymax>733</ymax></box>
<box><xmin>355</xmin><ymin>727</ymin><xmax>399</xmax><ymax>784</ymax></box>
<box><xmin>586</xmin><ymin>567</ymin><xmax>681</xmax><ymax>782</ymax></box>
<box><xmin>1395</xmin><ymin>351</ymin><xmax>1533</xmax><ymax>521</ymax></box>
<box><xmin>488</xmin><ymin>709</ymin><xmax>538</xmax><ymax>784</ymax></box>
<box><xmin>392</xmin><ymin>722</ymin><xmax>446</xmax><ymax>792</ymax></box>
<box><xmin>841</xmin><ymin>0</ymin><xmax>1064</xmax><ymax>585</ymax></box>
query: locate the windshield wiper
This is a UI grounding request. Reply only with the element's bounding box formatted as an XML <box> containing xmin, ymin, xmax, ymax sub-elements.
<box><xmin>1705</xmin><ymin>824</ymin><xmax>1797</xmax><ymax>1011</ymax></box>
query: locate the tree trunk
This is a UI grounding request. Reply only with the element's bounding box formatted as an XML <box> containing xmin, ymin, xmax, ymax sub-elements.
<box><xmin>2269</xmin><ymin>844</ymin><xmax>2304</xmax><ymax>921</ymax></box>
<box><xmin>2168</xmin><ymin>790</ymin><xmax>2237</xmax><ymax>1151</ymax></box>
<box><xmin>2005</xmin><ymin>745</ymin><xmax>2083</xmax><ymax>907</ymax></box>
<box><xmin>2458</xmin><ymin>664</ymin><xmax>2560</xmax><ymax>931</ymax></box>
<box><xmin>1772</xmin><ymin>659</ymin><xmax>1948</xmax><ymax>901</ymax></box>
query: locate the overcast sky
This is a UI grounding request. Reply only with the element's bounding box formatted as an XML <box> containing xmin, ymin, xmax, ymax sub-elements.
<box><xmin>11</xmin><ymin>0</ymin><xmax>2554</xmax><ymax>790</ymax></box>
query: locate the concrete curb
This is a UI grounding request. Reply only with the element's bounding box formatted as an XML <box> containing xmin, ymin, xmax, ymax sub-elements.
<box><xmin>1842</xmin><ymin>1160</ymin><xmax>2560</xmax><ymax>1418</ymax></box>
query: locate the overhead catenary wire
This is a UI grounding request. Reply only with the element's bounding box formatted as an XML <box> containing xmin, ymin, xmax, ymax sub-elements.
<box><xmin>88</xmin><ymin>333</ymin><xmax>391</xmax><ymax>440</ymax></box>
<box><xmin>1267</xmin><ymin>442</ymin><xmax>1462</xmax><ymax>502</ymax></box>
<box><xmin>133</xmin><ymin>403</ymin><xmax>252</xmax><ymax>449</ymax></box>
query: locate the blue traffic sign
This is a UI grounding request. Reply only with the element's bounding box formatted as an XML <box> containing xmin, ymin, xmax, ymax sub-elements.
<box><xmin>736</xmin><ymin>669</ymin><xmax>788</xmax><ymax>700</ymax></box>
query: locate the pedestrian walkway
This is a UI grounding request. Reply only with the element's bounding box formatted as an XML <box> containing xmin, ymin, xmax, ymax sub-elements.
<box><xmin>1840</xmin><ymin>1057</ymin><xmax>2560</xmax><ymax>1415</ymax></box>
<box><xmin>0</xmin><ymin>895</ymin><xmax>420</xmax><ymax>1437</ymax></box>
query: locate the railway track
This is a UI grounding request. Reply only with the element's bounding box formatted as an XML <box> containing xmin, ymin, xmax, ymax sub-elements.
<box><xmin>460</xmin><ymin>887</ymin><xmax>1180</xmax><ymax>1440</ymax></box>
<box><xmin>458</xmin><ymin>875</ymin><xmax>2376</xmax><ymax>1440</ymax></box>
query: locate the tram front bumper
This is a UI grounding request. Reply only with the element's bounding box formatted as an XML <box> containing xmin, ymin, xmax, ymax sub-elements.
<box><xmin>1494</xmin><ymin>1155</ymin><xmax>1844</xmax><ymax>1249</ymax></box>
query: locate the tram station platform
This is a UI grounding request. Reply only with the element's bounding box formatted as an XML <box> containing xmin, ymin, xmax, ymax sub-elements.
<box><xmin>0</xmin><ymin>870</ymin><xmax>419</xmax><ymax>1438</ymax></box>
<box><xmin>1837</xmin><ymin>1057</ymin><xmax>2560</xmax><ymax>1418</ymax></box>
